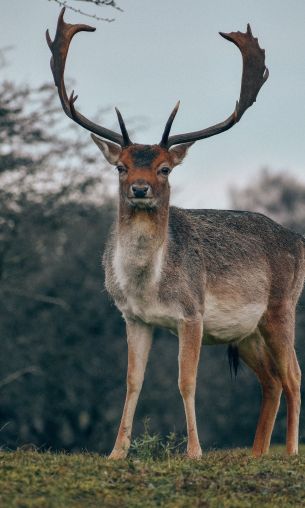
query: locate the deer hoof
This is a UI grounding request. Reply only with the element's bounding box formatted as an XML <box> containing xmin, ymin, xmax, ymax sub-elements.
<box><xmin>187</xmin><ymin>447</ymin><xmax>202</xmax><ymax>459</ymax></box>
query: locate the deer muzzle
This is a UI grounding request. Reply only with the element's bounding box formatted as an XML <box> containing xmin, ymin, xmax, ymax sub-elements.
<box><xmin>127</xmin><ymin>182</ymin><xmax>156</xmax><ymax>209</ymax></box>
<box><xmin>129</xmin><ymin>183</ymin><xmax>153</xmax><ymax>199</ymax></box>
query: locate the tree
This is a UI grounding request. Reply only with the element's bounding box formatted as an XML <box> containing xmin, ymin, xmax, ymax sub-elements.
<box><xmin>231</xmin><ymin>169</ymin><xmax>305</xmax><ymax>234</ymax></box>
<box><xmin>0</xmin><ymin>77</ymin><xmax>119</xmax><ymax>450</ymax></box>
<box><xmin>0</xmin><ymin>79</ymin><xmax>113</xmax><ymax>286</ymax></box>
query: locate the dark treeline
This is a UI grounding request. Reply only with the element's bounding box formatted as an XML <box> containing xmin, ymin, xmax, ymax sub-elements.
<box><xmin>0</xmin><ymin>79</ymin><xmax>304</xmax><ymax>453</ymax></box>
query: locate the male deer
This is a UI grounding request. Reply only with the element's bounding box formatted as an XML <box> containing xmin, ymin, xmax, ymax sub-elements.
<box><xmin>47</xmin><ymin>9</ymin><xmax>303</xmax><ymax>459</ymax></box>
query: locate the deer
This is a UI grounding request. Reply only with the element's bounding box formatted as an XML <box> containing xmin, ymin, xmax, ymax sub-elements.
<box><xmin>47</xmin><ymin>8</ymin><xmax>303</xmax><ymax>459</ymax></box>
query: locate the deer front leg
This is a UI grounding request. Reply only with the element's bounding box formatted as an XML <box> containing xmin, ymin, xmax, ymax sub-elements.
<box><xmin>178</xmin><ymin>319</ymin><xmax>203</xmax><ymax>459</ymax></box>
<box><xmin>109</xmin><ymin>319</ymin><xmax>153</xmax><ymax>460</ymax></box>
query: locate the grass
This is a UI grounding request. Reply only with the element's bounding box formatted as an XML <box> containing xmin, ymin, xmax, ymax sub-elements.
<box><xmin>1</xmin><ymin>435</ymin><xmax>305</xmax><ymax>508</ymax></box>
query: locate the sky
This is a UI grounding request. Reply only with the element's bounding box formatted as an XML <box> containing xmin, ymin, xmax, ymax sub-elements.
<box><xmin>2</xmin><ymin>0</ymin><xmax>305</xmax><ymax>208</ymax></box>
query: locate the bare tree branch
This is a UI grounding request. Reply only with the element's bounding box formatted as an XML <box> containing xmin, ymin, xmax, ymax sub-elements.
<box><xmin>70</xmin><ymin>0</ymin><xmax>123</xmax><ymax>12</ymax></box>
<box><xmin>0</xmin><ymin>367</ymin><xmax>41</xmax><ymax>390</ymax></box>
<box><xmin>47</xmin><ymin>0</ymin><xmax>124</xmax><ymax>21</ymax></box>
<box><xmin>0</xmin><ymin>287</ymin><xmax>70</xmax><ymax>310</ymax></box>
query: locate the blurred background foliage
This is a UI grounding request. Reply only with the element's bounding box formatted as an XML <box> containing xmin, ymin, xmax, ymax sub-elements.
<box><xmin>0</xmin><ymin>72</ymin><xmax>304</xmax><ymax>454</ymax></box>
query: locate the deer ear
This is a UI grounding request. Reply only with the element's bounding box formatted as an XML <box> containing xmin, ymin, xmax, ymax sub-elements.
<box><xmin>169</xmin><ymin>142</ymin><xmax>194</xmax><ymax>166</ymax></box>
<box><xmin>91</xmin><ymin>134</ymin><xmax>122</xmax><ymax>165</ymax></box>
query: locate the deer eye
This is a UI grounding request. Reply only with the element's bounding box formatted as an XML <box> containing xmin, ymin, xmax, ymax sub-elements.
<box><xmin>160</xmin><ymin>167</ymin><xmax>171</xmax><ymax>176</ymax></box>
<box><xmin>116</xmin><ymin>165</ymin><xmax>126</xmax><ymax>174</ymax></box>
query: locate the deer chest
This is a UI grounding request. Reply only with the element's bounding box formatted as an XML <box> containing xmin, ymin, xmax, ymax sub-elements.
<box><xmin>110</xmin><ymin>242</ymin><xmax>180</xmax><ymax>330</ymax></box>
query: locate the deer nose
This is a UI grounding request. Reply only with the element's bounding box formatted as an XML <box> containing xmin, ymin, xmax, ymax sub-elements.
<box><xmin>131</xmin><ymin>184</ymin><xmax>149</xmax><ymax>198</ymax></box>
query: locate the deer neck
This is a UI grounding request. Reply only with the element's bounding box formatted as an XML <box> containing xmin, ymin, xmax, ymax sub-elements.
<box><xmin>114</xmin><ymin>201</ymin><xmax>169</xmax><ymax>292</ymax></box>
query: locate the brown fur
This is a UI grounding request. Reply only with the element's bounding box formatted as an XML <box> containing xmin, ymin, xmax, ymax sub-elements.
<box><xmin>119</xmin><ymin>144</ymin><xmax>182</xmax><ymax>169</ymax></box>
<box><xmin>97</xmin><ymin>142</ymin><xmax>304</xmax><ymax>459</ymax></box>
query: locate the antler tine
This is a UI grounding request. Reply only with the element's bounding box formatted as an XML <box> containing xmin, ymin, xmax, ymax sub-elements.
<box><xmin>46</xmin><ymin>7</ymin><xmax>129</xmax><ymax>146</ymax></box>
<box><xmin>159</xmin><ymin>101</ymin><xmax>180</xmax><ymax>147</ymax></box>
<box><xmin>115</xmin><ymin>107</ymin><xmax>132</xmax><ymax>146</ymax></box>
<box><xmin>164</xmin><ymin>24</ymin><xmax>268</xmax><ymax>148</ymax></box>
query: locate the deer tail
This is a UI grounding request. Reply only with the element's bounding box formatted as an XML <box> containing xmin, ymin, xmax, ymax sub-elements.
<box><xmin>227</xmin><ymin>345</ymin><xmax>239</xmax><ymax>378</ymax></box>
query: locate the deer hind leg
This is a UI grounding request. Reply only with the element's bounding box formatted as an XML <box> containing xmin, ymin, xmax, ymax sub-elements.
<box><xmin>178</xmin><ymin>319</ymin><xmax>203</xmax><ymax>459</ymax></box>
<box><xmin>259</xmin><ymin>303</ymin><xmax>301</xmax><ymax>455</ymax></box>
<box><xmin>109</xmin><ymin>320</ymin><xmax>153</xmax><ymax>460</ymax></box>
<box><xmin>238</xmin><ymin>331</ymin><xmax>282</xmax><ymax>457</ymax></box>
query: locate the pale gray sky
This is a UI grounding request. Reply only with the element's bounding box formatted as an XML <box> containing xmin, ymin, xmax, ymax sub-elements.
<box><xmin>2</xmin><ymin>0</ymin><xmax>305</xmax><ymax>208</ymax></box>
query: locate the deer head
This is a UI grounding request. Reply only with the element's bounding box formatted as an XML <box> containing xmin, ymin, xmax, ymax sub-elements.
<box><xmin>90</xmin><ymin>135</ymin><xmax>193</xmax><ymax>209</ymax></box>
<box><xmin>47</xmin><ymin>9</ymin><xmax>269</xmax><ymax>209</ymax></box>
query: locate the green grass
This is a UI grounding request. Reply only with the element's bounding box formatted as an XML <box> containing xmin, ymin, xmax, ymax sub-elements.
<box><xmin>1</xmin><ymin>440</ymin><xmax>305</xmax><ymax>507</ymax></box>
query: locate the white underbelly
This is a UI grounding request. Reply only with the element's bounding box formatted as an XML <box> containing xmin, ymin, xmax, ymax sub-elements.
<box><xmin>120</xmin><ymin>290</ymin><xmax>267</xmax><ymax>344</ymax></box>
<box><xmin>203</xmin><ymin>293</ymin><xmax>266</xmax><ymax>342</ymax></box>
<box><xmin>122</xmin><ymin>295</ymin><xmax>179</xmax><ymax>332</ymax></box>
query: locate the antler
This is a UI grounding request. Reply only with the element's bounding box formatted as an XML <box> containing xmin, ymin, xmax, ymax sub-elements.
<box><xmin>160</xmin><ymin>24</ymin><xmax>269</xmax><ymax>148</ymax></box>
<box><xmin>46</xmin><ymin>8</ymin><xmax>132</xmax><ymax>147</ymax></box>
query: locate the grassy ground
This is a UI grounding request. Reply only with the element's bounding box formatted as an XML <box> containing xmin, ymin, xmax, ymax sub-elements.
<box><xmin>1</xmin><ymin>441</ymin><xmax>305</xmax><ymax>507</ymax></box>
